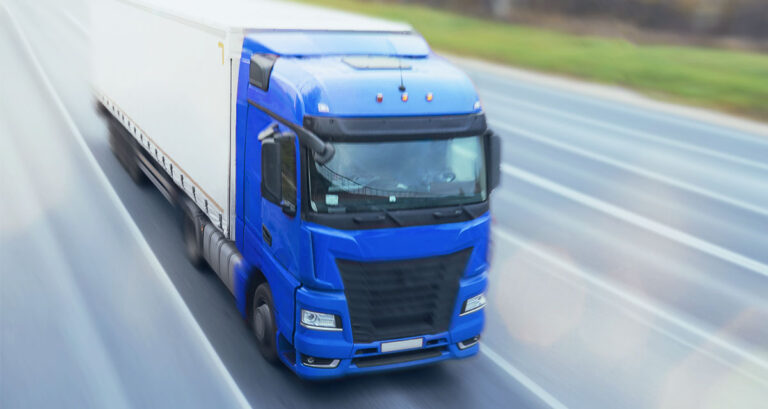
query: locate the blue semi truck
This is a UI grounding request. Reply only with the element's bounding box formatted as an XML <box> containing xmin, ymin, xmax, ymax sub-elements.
<box><xmin>93</xmin><ymin>0</ymin><xmax>500</xmax><ymax>379</ymax></box>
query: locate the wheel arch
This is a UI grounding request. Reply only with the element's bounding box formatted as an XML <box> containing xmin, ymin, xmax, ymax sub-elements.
<box><xmin>245</xmin><ymin>266</ymin><xmax>268</xmax><ymax>321</ymax></box>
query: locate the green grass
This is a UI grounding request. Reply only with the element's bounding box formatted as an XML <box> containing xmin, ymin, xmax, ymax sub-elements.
<box><xmin>297</xmin><ymin>0</ymin><xmax>768</xmax><ymax>120</ymax></box>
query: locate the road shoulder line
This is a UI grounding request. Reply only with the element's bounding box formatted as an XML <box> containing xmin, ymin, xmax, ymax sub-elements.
<box><xmin>2</xmin><ymin>4</ymin><xmax>251</xmax><ymax>408</ymax></box>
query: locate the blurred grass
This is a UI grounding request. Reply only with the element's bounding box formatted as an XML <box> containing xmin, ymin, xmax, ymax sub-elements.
<box><xmin>297</xmin><ymin>0</ymin><xmax>768</xmax><ymax>120</ymax></box>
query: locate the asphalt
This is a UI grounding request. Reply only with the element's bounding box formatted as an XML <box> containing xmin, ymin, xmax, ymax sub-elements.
<box><xmin>2</xmin><ymin>1</ymin><xmax>767</xmax><ymax>408</ymax></box>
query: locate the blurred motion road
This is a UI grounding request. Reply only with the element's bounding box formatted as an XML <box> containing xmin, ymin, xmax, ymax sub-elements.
<box><xmin>1</xmin><ymin>0</ymin><xmax>767</xmax><ymax>408</ymax></box>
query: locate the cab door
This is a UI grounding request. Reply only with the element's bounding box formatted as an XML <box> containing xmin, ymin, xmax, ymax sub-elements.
<box><xmin>245</xmin><ymin>122</ymin><xmax>303</xmax><ymax>340</ymax></box>
<box><xmin>259</xmin><ymin>132</ymin><xmax>302</xmax><ymax>276</ymax></box>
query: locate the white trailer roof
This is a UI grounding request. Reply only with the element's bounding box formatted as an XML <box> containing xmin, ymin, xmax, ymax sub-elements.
<box><xmin>121</xmin><ymin>0</ymin><xmax>413</xmax><ymax>33</ymax></box>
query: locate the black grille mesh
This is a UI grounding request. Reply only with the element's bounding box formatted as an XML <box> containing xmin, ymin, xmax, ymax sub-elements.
<box><xmin>336</xmin><ymin>248</ymin><xmax>473</xmax><ymax>343</ymax></box>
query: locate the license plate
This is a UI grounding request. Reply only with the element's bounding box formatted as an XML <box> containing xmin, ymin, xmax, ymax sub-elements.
<box><xmin>381</xmin><ymin>338</ymin><xmax>423</xmax><ymax>353</ymax></box>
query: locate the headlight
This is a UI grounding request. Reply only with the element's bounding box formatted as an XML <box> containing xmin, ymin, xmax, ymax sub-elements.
<box><xmin>301</xmin><ymin>309</ymin><xmax>342</xmax><ymax>331</ymax></box>
<box><xmin>461</xmin><ymin>293</ymin><xmax>486</xmax><ymax>316</ymax></box>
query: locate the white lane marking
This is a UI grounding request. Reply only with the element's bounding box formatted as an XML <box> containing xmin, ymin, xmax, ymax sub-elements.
<box><xmin>492</xmin><ymin>121</ymin><xmax>768</xmax><ymax>218</ymax></box>
<box><xmin>501</xmin><ymin>164</ymin><xmax>768</xmax><ymax>278</ymax></box>
<box><xmin>492</xmin><ymin>229</ymin><xmax>768</xmax><ymax>380</ymax></box>
<box><xmin>480</xmin><ymin>345</ymin><xmax>569</xmax><ymax>409</ymax></box>
<box><xmin>60</xmin><ymin>7</ymin><xmax>89</xmax><ymax>37</ymax></box>
<box><xmin>472</xmin><ymin>70</ymin><xmax>768</xmax><ymax>146</ymax></box>
<box><xmin>0</xmin><ymin>111</ymin><xmax>132</xmax><ymax>408</ymax></box>
<box><xmin>483</xmin><ymin>91</ymin><xmax>768</xmax><ymax>174</ymax></box>
<box><xmin>3</xmin><ymin>4</ymin><xmax>251</xmax><ymax>408</ymax></box>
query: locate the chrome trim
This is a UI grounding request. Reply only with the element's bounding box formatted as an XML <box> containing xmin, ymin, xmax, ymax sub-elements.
<box><xmin>457</xmin><ymin>337</ymin><xmax>480</xmax><ymax>350</ymax></box>
<box><xmin>459</xmin><ymin>303</ymin><xmax>485</xmax><ymax>317</ymax></box>
<box><xmin>302</xmin><ymin>359</ymin><xmax>341</xmax><ymax>369</ymax></box>
<box><xmin>300</xmin><ymin>322</ymin><xmax>343</xmax><ymax>332</ymax></box>
<box><xmin>380</xmin><ymin>338</ymin><xmax>423</xmax><ymax>353</ymax></box>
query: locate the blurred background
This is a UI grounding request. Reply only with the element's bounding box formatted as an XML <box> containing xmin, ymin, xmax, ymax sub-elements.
<box><xmin>1</xmin><ymin>0</ymin><xmax>767</xmax><ymax>408</ymax></box>
<box><xmin>400</xmin><ymin>0</ymin><xmax>768</xmax><ymax>44</ymax></box>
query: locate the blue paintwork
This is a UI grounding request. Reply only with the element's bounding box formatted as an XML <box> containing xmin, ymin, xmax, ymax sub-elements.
<box><xmin>307</xmin><ymin>214</ymin><xmax>489</xmax><ymax>290</ymax></box>
<box><xmin>292</xmin><ymin>218</ymin><xmax>488</xmax><ymax>379</ymax></box>
<box><xmin>286</xmin><ymin>56</ymin><xmax>480</xmax><ymax>117</ymax></box>
<box><xmin>232</xmin><ymin>30</ymin><xmax>489</xmax><ymax>379</ymax></box>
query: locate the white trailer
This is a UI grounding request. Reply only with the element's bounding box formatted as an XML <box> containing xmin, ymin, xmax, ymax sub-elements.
<box><xmin>92</xmin><ymin>0</ymin><xmax>410</xmax><ymax>239</ymax></box>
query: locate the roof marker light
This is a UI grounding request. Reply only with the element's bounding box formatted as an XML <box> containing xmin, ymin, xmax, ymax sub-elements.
<box><xmin>474</xmin><ymin>101</ymin><xmax>482</xmax><ymax>110</ymax></box>
<box><xmin>376</xmin><ymin>93</ymin><xmax>383</xmax><ymax>103</ymax></box>
<box><xmin>401</xmin><ymin>93</ymin><xmax>409</xmax><ymax>102</ymax></box>
<box><xmin>317</xmin><ymin>103</ymin><xmax>330</xmax><ymax>113</ymax></box>
<box><xmin>426</xmin><ymin>93</ymin><xmax>434</xmax><ymax>102</ymax></box>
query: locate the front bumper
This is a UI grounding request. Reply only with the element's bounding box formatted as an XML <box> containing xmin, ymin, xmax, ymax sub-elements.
<box><xmin>283</xmin><ymin>272</ymin><xmax>486</xmax><ymax>380</ymax></box>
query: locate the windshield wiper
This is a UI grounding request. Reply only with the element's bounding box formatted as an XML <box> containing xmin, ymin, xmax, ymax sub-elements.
<box><xmin>433</xmin><ymin>204</ymin><xmax>474</xmax><ymax>220</ymax></box>
<box><xmin>433</xmin><ymin>208</ymin><xmax>463</xmax><ymax>219</ymax></box>
<box><xmin>384</xmin><ymin>209</ymin><xmax>403</xmax><ymax>226</ymax></box>
<box><xmin>353</xmin><ymin>214</ymin><xmax>386</xmax><ymax>224</ymax></box>
<box><xmin>352</xmin><ymin>209</ymin><xmax>403</xmax><ymax>226</ymax></box>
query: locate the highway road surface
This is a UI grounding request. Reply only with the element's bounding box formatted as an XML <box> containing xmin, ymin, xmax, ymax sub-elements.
<box><xmin>2</xmin><ymin>1</ymin><xmax>767</xmax><ymax>408</ymax></box>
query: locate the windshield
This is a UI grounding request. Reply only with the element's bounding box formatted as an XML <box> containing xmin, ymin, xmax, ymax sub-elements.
<box><xmin>308</xmin><ymin>136</ymin><xmax>486</xmax><ymax>213</ymax></box>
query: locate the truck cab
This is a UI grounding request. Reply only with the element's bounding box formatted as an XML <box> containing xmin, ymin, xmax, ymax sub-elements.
<box><xmin>235</xmin><ymin>30</ymin><xmax>500</xmax><ymax>378</ymax></box>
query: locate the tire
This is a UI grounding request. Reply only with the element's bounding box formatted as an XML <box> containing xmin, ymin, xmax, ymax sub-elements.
<box><xmin>182</xmin><ymin>211</ymin><xmax>205</xmax><ymax>269</ymax></box>
<box><xmin>108</xmin><ymin>127</ymin><xmax>146</xmax><ymax>185</ymax></box>
<box><xmin>251</xmin><ymin>283</ymin><xmax>279</xmax><ymax>364</ymax></box>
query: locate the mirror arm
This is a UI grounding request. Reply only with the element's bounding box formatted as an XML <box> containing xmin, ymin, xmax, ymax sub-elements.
<box><xmin>280</xmin><ymin>200</ymin><xmax>297</xmax><ymax>216</ymax></box>
<box><xmin>248</xmin><ymin>99</ymin><xmax>335</xmax><ymax>164</ymax></box>
<box><xmin>312</xmin><ymin>143</ymin><xmax>335</xmax><ymax>165</ymax></box>
<box><xmin>258</xmin><ymin>123</ymin><xmax>279</xmax><ymax>141</ymax></box>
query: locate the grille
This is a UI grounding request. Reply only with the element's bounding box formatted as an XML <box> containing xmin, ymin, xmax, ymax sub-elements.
<box><xmin>336</xmin><ymin>248</ymin><xmax>473</xmax><ymax>343</ymax></box>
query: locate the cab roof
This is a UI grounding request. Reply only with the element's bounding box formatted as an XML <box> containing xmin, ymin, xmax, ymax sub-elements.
<box><xmin>244</xmin><ymin>54</ymin><xmax>482</xmax><ymax>120</ymax></box>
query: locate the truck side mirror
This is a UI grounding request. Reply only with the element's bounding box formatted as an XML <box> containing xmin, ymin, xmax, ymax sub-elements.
<box><xmin>261</xmin><ymin>138</ymin><xmax>282</xmax><ymax>204</ymax></box>
<box><xmin>486</xmin><ymin>131</ymin><xmax>501</xmax><ymax>192</ymax></box>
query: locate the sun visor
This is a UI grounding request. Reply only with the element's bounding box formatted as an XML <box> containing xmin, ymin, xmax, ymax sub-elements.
<box><xmin>244</xmin><ymin>31</ymin><xmax>431</xmax><ymax>57</ymax></box>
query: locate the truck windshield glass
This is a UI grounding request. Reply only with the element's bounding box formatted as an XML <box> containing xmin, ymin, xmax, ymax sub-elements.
<box><xmin>308</xmin><ymin>136</ymin><xmax>486</xmax><ymax>213</ymax></box>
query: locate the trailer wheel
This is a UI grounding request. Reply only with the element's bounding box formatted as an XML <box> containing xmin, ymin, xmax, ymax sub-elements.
<box><xmin>251</xmin><ymin>283</ymin><xmax>279</xmax><ymax>364</ymax></box>
<box><xmin>182</xmin><ymin>211</ymin><xmax>205</xmax><ymax>269</ymax></box>
<box><xmin>108</xmin><ymin>127</ymin><xmax>146</xmax><ymax>185</ymax></box>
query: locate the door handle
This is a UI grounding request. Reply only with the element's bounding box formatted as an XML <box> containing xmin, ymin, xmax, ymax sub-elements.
<box><xmin>262</xmin><ymin>224</ymin><xmax>272</xmax><ymax>246</ymax></box>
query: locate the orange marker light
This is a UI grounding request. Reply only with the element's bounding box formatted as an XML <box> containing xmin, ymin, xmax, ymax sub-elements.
<box><xmin>426</xmin><ymin>93</ymin><xmax>434</xmax><ymax>102</ymax></box>
<box><xmin>376</xmin><ymin>93</ymin><xmax>383</xmax><ymax>103</ymax></box>
<box><xmin>401</xmin><ymin>93</ymin><xmax>409</xmax><ymax>102</ymax></box>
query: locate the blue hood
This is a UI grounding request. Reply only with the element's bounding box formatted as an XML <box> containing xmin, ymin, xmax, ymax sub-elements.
<box><xmin>304</xmin><ymin>214</ymin><xmax>490</xmax><ymax>290</ymax></box>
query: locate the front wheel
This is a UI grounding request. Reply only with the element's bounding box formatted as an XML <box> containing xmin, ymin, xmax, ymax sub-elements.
<box><xmin>251</xmin><ymin>283</ymin><xmax>279</xmax><ymax>364</ymax></box>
